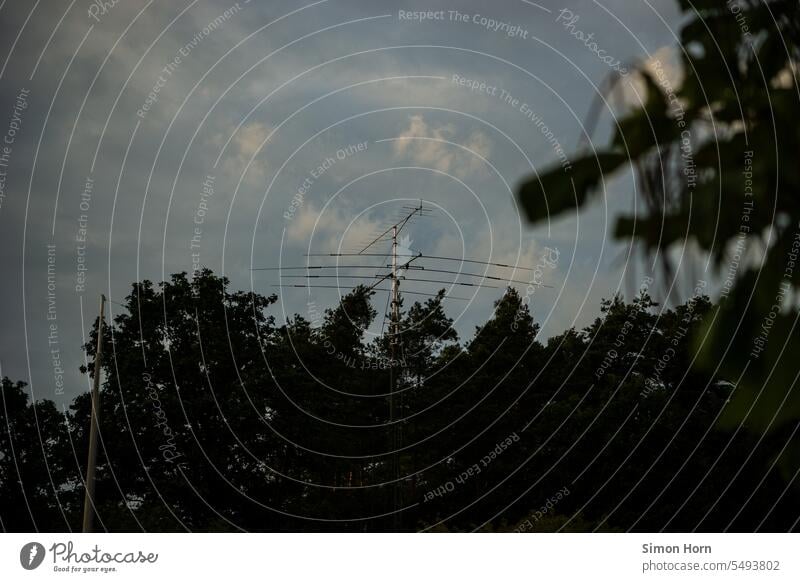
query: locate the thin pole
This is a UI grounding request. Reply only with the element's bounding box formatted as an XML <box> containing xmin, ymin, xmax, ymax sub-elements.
<box><xmin>389</xmin><ymin>225</ymin><xmax>400</xmax><ymax>529</ymax></box>
<box><xmin>82</xmin><ymin>294</ymin><xmax>105</xmax><ymax>533</ymax></box>
<box><xmin>392</xmin><ymin>225</ymin><xmax>399</xmax><ymax>336</ymax></box>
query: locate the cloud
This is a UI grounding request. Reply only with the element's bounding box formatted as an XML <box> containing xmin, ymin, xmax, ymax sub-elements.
<box><xmin>286</xmin><ymin>201</ymin><xmax>324</xmax><ymax>243</ymax></box>
<box><xmin>234</xmin><ymin>121</ymin><xmax>270</xmax><ymax>157</ymax></box>
<box><xmin>0</xmin><ymin>0</ymin><xmax>686</xmax><ymax>396</ymax></box>
<box><xmin>643</xmin><ymin>45</ymin><xmax>684</xmax><ymax>91</ymax></box>
<box><xmin>392</xmin><ymin>114</ymin><xmax>493</xmax><ymax>179</ymax></box>
<box><xmin>286</xmin><ymin>202</ymin><xmax>382</xmax><ymax>252</ymax></box>
<box><xmin>619</xmin><ymin>45</ymin><xmax>684</xmax><ymax>110</ymax></box>
<box><xmin>219</xmin><ymin>121</ymin><xmax>273</xmax><ymax>184</ymax></box>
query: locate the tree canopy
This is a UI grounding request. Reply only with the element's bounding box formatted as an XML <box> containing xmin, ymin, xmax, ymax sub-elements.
<box><xmin>517</xmin><ymin>0</ymin><xmax>800</xmax><ymax>470</ymax></box>
<box><xmin>2</xmin><ymin>268</ymin><xmax>797</xmax><ymax>532</ymax></box>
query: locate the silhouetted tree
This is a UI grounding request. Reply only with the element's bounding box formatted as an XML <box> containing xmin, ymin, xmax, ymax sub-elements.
<box><xmin>2</xmin><ymin>268</ymin><xmax>797</xmax><ymax>532</ymax></box>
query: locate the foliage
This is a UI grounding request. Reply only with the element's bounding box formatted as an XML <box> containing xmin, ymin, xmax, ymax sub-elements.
<box><xmin>517</xmin><ymin>0</ymin><xmax>800</xmax><ymax>450</ymax></box>
<box><xmin>2</xmin><ymin>269</ymin><xmax>797</xmax><ymax>531</ymax></box>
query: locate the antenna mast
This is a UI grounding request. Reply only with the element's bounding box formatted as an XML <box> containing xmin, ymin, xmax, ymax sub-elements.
<box><xmin>253</xmin><ymin>199</ymin><xmax>556</xmax><ymax>530</ymax></box>
<box><xmin>384</xmin><ymin>200</ymin><xmax>425</xmax><ymax>530</ymax></box>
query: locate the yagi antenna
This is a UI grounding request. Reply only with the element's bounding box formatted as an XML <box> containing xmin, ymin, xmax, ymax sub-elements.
<box><xmin>271</xmin><ymin>284</ymin><xmax>468</xmax><ymax>300</ymax></box>
<box><xmin>358</xmin><ymin>200</ymin><xmax>428</xmax><ymax>255</ymax></box>
<box><xmin>302</xmin><ymin>252</ymin><xmax>545</xmax><ymax>273</ymax></box>
<box><xmin>255</xmin><ymin>198</ymin><xmax>556</xmax><ymax>528</ymax></box>
<box><xmin>279</xmin><ymin>274</ymin><xmax>500</xmax><ymax>289</ymax></box>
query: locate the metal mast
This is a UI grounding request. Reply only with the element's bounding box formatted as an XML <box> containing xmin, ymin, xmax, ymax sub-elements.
<box><xmin>384</xmin><ymin>202</ymin><xmax>426</xmax><ymax>530</ymax></box>
<box><xmin>389</xmin><ymin>222</ymin><xmax>400</xmax><ymax>529</ymax></box>
<box><xmin>254</xmin><ymin>199</ymin><xmax>555</xmax><ymax>530</ymax></box>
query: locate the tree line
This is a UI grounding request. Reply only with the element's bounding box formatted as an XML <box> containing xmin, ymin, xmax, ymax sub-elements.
<box><xmin>1</xmin><ymin>268</ymin><xmax>797</xmax><ymax>532</ymax></box>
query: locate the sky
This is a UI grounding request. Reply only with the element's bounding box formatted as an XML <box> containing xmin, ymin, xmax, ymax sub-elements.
<box><xmin>0</xmin><ymin>0</ymin><xmax>690</xmax><ymax>403</ymax></box>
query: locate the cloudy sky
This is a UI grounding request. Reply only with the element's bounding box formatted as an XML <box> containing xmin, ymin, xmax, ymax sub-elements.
<box><xmin>0</xmin><ymin>0</ymin><xmax>689</xmax><ymax>403</ymax></box>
